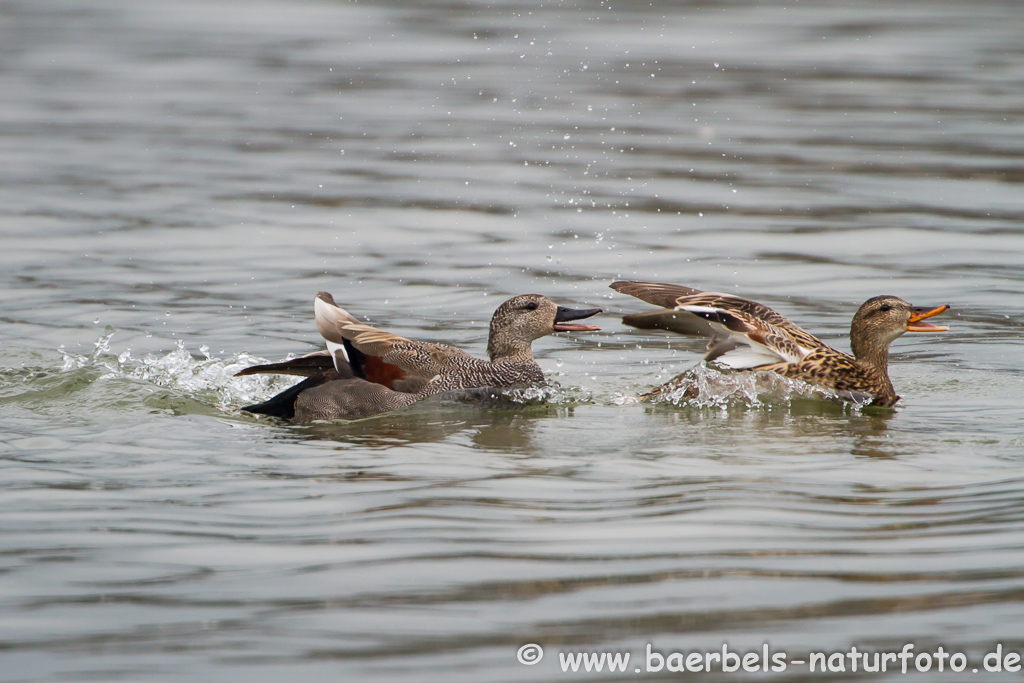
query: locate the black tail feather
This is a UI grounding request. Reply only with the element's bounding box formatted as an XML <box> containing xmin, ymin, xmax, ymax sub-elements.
<box><xmin>241</xmin><ymin>372</ymin><xmax>337</xmax><ymax>420</ymax></box>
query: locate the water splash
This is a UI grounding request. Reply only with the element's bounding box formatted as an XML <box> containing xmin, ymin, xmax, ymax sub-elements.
<box><xmin>58</xmin><ymin>328</ymin><xmax>300</xmax><ymax>413</ymax></box>
<box><xmin>624</xmin><ymin>363</ymin><xmax>873</xmax><ymax>411</ymax></box>
<box><xmin>611</xmin><ymin>391</ymin><xmax>640</xmax><ymax>406</ymax></box>
<box><xmin>502</xmin><ymin>382</ymin><xmax>592</xmax><ymax>406</ymax></box>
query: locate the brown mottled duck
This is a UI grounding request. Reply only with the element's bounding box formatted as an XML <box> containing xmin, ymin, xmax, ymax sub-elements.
<box><xmin>611</xmin><ymin>281</ymin><xmax>949</xmax><ymax>407</ymax></box>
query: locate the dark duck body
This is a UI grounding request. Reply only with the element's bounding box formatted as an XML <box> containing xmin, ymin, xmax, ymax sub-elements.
<box><xmin>611</xmin><ymin>281</ymin><xmax>949</xmax><ymax>407</ymax></box>
<box><xmin>238</xmin><ymin>292</ymin><xmax>601</xmax><ymax>422</ymax></box>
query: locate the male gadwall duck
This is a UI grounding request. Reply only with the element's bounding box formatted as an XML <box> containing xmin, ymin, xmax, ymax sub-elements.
<box><xmin>611</xmin><ymin>281</ymin><xmax>949</xmax><ymax>407</ymax></box>
<box><xmin>237</xmin><ymin>292</ymin><xmax>601</xmax><ymax>422</ymax></box>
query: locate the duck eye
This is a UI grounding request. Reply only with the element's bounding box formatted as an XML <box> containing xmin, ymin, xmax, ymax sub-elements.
<box><xmin>879</xmin><ymin>304</ymin><xmax>892</xmax><ymax>312</ymax></box>
<box><xmin>524</xmin><ymin>302</ymin><xmax>539</xmax><ymax>311</ymax></box>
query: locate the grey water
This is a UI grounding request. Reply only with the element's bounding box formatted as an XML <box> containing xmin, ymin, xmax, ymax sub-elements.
<box><xmin>2</xmin><ymin>0</ymin><xmax>1023</xmax><ymax>681</ymax></box>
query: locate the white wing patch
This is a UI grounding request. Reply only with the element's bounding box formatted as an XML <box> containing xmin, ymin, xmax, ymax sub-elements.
<box><xmin>714</xmin><ymin>346</ymin><xmax>784</xmax><ymax>370</ymax></box>
<box><xmin>678</xmin><ymin>304</ymin><xmax>792</xmax><ymax>367</ymax></box>
<box><xmin>325</xmin><ymin>339</ymin><xmax>349</xmax><ymax>373</ymax></box>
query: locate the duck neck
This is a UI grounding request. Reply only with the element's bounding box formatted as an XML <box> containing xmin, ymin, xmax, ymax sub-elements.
<box><xmin>852</xmin><ymin>332</ymin><xmax>897</xmax><ymax>403</ymax></box>
<box><xmin>487</xmin><ymin>335</ymin><xmax>534</xmax><ymax>363</ymax></box>
<box><xmin>850</xmin><ymin>329</ymin><xmax>891</xmax><ymax>377</ymax></box>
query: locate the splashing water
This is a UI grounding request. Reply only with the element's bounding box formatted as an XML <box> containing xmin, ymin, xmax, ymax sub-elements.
<box><xmin>621</xmin><ymin>363</ymin><xmax>873</xmax><ymax>411</ymax></box>
<box><xmin>501</xmin><ymin>382</ymin><xmax>592</xmax><ymax>406</ymax></box>
<box><xmin>58</xmin><ymin>327</ymin><xmax>301</xmax><ymax>413</ymax></box>
<box><xmin>423</xmin><ymin>383</ymin><xmax>591</xmax><ymax>416</ymax></box>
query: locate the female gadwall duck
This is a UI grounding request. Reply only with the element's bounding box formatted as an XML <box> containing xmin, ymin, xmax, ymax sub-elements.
<box><xmin>237</xmin><ymin>292</ymin><xmax>601</xmax><ymax>422</ymax></box>
<box><xmin>611</xmin><ymin>281</ymin><xmax>949</xmax><ymax>407</ymax></box>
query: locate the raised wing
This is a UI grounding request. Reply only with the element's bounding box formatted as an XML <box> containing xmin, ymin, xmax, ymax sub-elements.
<box><xmin>612</xmin><ymin>281</ymin><xmax>828</xmax><ymax>369</ymax></box>
<box><xmin>679</xmin><ymin>303</ymin><xmax>813</xmax><ymax>367</ymax></box>
<box><xmin>610</xmin><ymin>281</ymin><xmax>704</xmax><ymax>309</ymax></box>
<box><xmin>314</xmin><ymin>291</ymin><xmax>473</xmax><ymax>388</ymax></box>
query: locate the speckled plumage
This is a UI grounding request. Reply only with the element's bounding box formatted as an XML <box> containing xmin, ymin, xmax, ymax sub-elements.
<box><xmin>239</xmin><ymin>292</ymin><xmax>600</xmax><ymax>422</ymax></box>
<box><xmin>612</xmin><ymin>281</ymin><xmax>949</xmax><ymax>407</ymax></box>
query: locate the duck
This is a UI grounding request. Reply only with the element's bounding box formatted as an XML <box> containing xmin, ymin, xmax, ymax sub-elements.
<box><xmin>610</xmin><ymin>281</ymin><xmax>949</xmax><ymax>407</ymax></box>
<box><xmin>236</xmin><ymin>292</ymin><xmax>601</xmax><ymax>422</ymax></box>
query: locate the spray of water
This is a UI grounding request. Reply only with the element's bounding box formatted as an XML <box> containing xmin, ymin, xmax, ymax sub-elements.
<box><xmin>58</xmin><ymin>327</ymin><xmax>301</xmax><ymax>412</ymax></box>
<box><xmin>615</xmin><ymin>363</ymin><xmax>873</xmax><ymax>411</ymax></box>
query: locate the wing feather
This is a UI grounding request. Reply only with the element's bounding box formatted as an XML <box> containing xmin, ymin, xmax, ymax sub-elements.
<box><xmin>233</xmin><ymin>350</ymin><xmax>348</xmax><ymax>378</ymax></box>
<box><xmin>314</xmin><ymin>291</ymin><xmax>471</xmax><ymax>381</ymax></box>
<box><xmin>610</xmin><ymin>281</ymin><xmax>703</xmax><ymax>309</ymax></box>
<box><xmin>613</xmin><ymin>281</ymin><xmax>828</xmax><ymax>369</ymax></box>
<box><xmin>680</xmin><ymin>305</ymin><xmax>812</xmax><ymax>366</ymax></box>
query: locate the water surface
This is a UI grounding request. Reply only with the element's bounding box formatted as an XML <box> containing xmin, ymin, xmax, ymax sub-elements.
<box><xmin>2</xmin><ymin>0</ymin><xmax>1023</xmax><ymax>681</ymax></box>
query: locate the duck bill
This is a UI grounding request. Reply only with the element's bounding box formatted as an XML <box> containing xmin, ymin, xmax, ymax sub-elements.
<box><xmin>553</xmin><ymin>306</ymin><xmax>602</xmax><ymax>332</ymax></box>
<box><xmin>906</xmin><ymin>304</ymin><xmax>950</xmax><ymax>332</ymax></box>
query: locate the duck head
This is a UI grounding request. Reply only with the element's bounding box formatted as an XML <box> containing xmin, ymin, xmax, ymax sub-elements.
<box><xmin>850</xmin><ymin>295</ymin><xmax>949</xmax><ymax>367</ymax></box>
<box><xmin>487</xmin><ymin>294</ymin><xmax>601</xmax><ymax>360</ymax></box>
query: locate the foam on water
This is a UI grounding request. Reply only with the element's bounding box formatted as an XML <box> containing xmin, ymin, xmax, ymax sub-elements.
<box><xmin>57</xmin><ymin>328</ymin><xmax>301</xmax><ymax>413</ymax></box>
<box><xmin>615</xmin><ymin>362</ymin><xmax>874</xmax><ymax>411</ymax></box>
<box><xmin>501</xmin><ymin>382</ymin><xmax>592</xmax><ymax>406</ymax></box>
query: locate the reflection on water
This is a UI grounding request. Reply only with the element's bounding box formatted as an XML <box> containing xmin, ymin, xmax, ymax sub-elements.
<box><xmin>1</xmin><ymin>0</ymin><xmax>1023</xmax><ymax>680</ymax></box>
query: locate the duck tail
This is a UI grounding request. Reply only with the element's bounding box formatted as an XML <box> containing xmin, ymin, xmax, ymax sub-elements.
<box><xmin>241</xmin><ymin>373</ymin><xmax>335</xmax><ymax>419</ymax></box>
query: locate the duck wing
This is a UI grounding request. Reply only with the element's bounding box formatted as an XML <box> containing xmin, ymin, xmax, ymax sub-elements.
<box><xmin>612</xmin><ymin>281</ymin><xmax>827</xmax><ymax>369</ymax></box>
<box><xmin>233</xmin><ymin>350</ymin><xmax>345</xmax><ymax>378</ymax></box>
<box><xmin>314</xmin><ymin>291</ymin><xmax>472</xmax><ymax>391</ymax></box>
<box><xmin>610</xmin><ymin>281</ymin><xmax>705</xmax><ymax>309</ymax></box>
